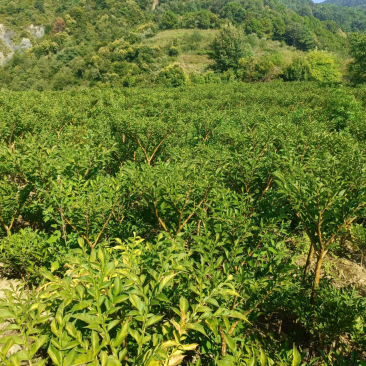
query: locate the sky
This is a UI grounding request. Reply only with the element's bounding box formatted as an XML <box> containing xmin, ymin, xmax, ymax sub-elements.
<box><xmin>312</xmin><ymin>0</ymin><xmax>326</xmax><ymax>2</ymax></box>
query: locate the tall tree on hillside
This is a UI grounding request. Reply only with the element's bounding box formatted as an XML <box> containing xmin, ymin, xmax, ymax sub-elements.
<box><xmin>348</xmin><ymin>33</ymin><xmax>366</xmax><ymax>84</ymax></box>
<box><xmin>210</xmin><ymin>24</ymin><xmax>244</xmax><ymax>72</ymax></box>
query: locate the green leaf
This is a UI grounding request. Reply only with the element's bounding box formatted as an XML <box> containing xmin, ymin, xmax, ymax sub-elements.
<box><xmin>64</xmin><ymin>349</ymin><xmax>78</xmax><ymax>366</ymax></box>
<box><xmin>217</xmin><ymin>360</ymin><xmax>233</xmax><ymax>366</ymax></box>
<box><xmin>185</xmin><ymin>323</ymin><xmax>207</xmax><ymax>337</ymax></box>
<box><xmin>129</xmin><ymin>294</ymin><xmax>144</xmax><ymax>313</ymax></box>
<box><xmin>118</xmin><ymin>348</ymin><xmax>127</xmax><ymax>362</ymax></box>
<box><xmin>51</xmin><ymin>261</ymin><xmax>59</xmax><ymax>273</ymax></box>
<box><xmin>71</xmin><ymin>353</ymin><xmax>92</xmax><ymax>366</ymax></box>
<box><xmin>260</xmin><ymin>349</ymin><xmax>267</xmax><ymax>366</ymax></box>
<box><xmin>70</xmin><ymin>300</ymin><xmax>93</xmax><ymax>312</ymax></box>
<box><xmin>98</xmin><ymin>248</ymin><xmax>105</xmax><ymax>266</ymax></box>
<box><xmin>91</xmin><ymin>331</ymin><xmax>100</xmax><ymax>356</ymax></box>
<box><xmin>30</xmin><ymin>335</ymin><xmax>48</xmax><ymax>357</ymax></box>
<box><xmin>100</xmin><ymin>351</ymin><xmax>108</xmax><ymax>366</ymax></box>
<box><xmin>220</xmin><ymin>289</ymin><xmax>241</xmax><ymax>297</ymax></box>
<box><xmin>224</xmin><ymin>333</ymin><xmax>236</xmax><ymax>353</ymax></box>
<box><xmin>154</xmin><ymin>293</ymin><xmax>170</xmax><ymax>302</ymax></box>
<box><xmin>72</xmin><ymin>313</ymin><xmax>103</xmax><ymax>324</ymax></box>
<box><xmin>292</xmin><ymin>345</ymin><xmax>302</xmax><ymax>366</ymax></box>
<box><xmin>113</xmin><ymin>276</ymin><xmax>122</xmax><ymax>296</ymax></box>
<box><xmin>1</xmin><ymin>338</ymin><xmax>15</xmax><ymax>356</ymax></box>
<box><xmin>205</xmin><ymin>318</ymin><xmax>218</xmax><ymax>338</ymax></box>
<box><xmin>228</xmin><ymin>310</ymin><xmax>250</xmax><ymax>323</ymax></box>
<box><xmin>129</xmin><ymin>328</ymin><xmax>141</xmax><ymax>343</ymax></box>
<box><xmin>48</xmin><ymin>345</ymin><xmax>62</xmax><ymax>366</ymax></box>
<box><xmin>104</xmin><ymin>261</ymin><xmax>115</xmax><ymax>277</ymax></box>
<box><xmin>248</xmin><ymin>357</ymin><xmax>257</xmax><ymax>366</ymax></box>
<box><xmin>42</xmin><ymin>270</ymin><xmax>57</xmax><ymax>282</ymax></box>
<box><xmin>65</xmin><ymin>323</ymin><xmax>79</xmax><ymax>340</ymax></box>
<box><xmin>112</xmin><ymin>322</ymin><xmax>129</xmax><ymax>348</ymax></box>
<box><xmin>158</xmin><ymin>274</ymin><xmax>176</xmax><ymax>292</ymax></box>
<box><xmin>196</xmin><ymin>306</ymin><xmax>212</xmax><ymax>313</ymax></box>
<box><xmin>179</xmin><ymin>297</ymin><xmax>189</xmax><ymax>313</ymax></box>
<box><xmin>0</xmin><ymin>310</ymin><xmax>14</xmax><ymax>319</ymax></box>
<box><xmin>107</xmin><ymin>355</ymin><xmax>122</xmax><ymax>366</ymax></box>
<box><xmin>55</xmin><ymin>302</ymin><xmax>65</xmax><ymax>326</ymax></box>
<box><xmin>114</xmin><ymin>294</ymin><xmax>129</xmax><ymax>304</ymax></box>
<box><xmin>107</xmin><ymin>319</ymin><xmax>120</xmax><ymax>331</ymax></box>
<box><xmin>146</xmin><ymin>315</ymin><xmax>164</xmax><ymax>328</ymax></box>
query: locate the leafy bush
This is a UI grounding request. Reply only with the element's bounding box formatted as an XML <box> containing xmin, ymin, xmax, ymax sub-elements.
<box><xmin>283</xmin><ymin>57</ymin><xmax>310</xmax><ymax>82</ymax></box>
<box><xmin>0</xmin><ymin>234</ymin><xmax>298</xmax><ymax>366</ymax></box>
<box><xmin>0</xmin><ymin>84</ymin><xmax>366</xmax><ymax>364</ymax></box>
<box><xmin>210</xmin><ymin>25</ymin><xmax>245</xmax><ymax>72</ymax></box>
<box><xmin>305</xmin><ymin>50</ymin><xmax>341</xmax><ymax>83</ymax></box>
<box><xmin>168</xmin><ymin>46</ymin><xmax>180</xmax><ymax>57</ymax></box>
<box><xmin>0</xmin><ymin>229</ymin><xmax>58</xmax><ymax>283</ymax></box>
<box><xmin>348</xmin><ymin>33</ymin><xmax>366</xmax><ymax>84</ymax></box>
<box><xmin>155</xmin><ymin>63</ymin><xmax>188</xmax><ymax>87</ymax></box>
<box><xmin>284</xmin><ymin>51</ymin><xmax>341</xmax><ymax>83</ymax></box>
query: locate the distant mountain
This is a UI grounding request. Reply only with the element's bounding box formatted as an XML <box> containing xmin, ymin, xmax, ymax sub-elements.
<box><xmin>322</xmin><ymin>0</ymin><xmax>366</xmax><ymax>7</ymax></box>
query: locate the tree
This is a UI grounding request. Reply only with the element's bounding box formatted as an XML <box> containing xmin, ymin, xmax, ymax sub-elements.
<box><xmin>160</xmin><ymin>10</ymin><xmax>178</xmax><ymax>30</ymax></box>
<box><xmin>219</xmin><ymin>3</ymin><xmax>246</xmax><ymax>25</ymax></box>
<box><xmin>283</xmin><ymin>57</ymin><xmax>310</xmax><ymax>81</ymax></box>
<box><xmin>306</xmin><ymin>50</ymin><xmax>341</xmax><ymax>82</ymax></box>
<box><xmin>52</xmin><ymin>18</ymin><xmax>66</xmax><ymax>35</ymax></box>
<box><xmin>210</xmin><ymin>25</ymin><xmax>245</xmax><ymax>72</ymax></box>
<box><xmin>285</xmin><ymin>23</ymin><xmax>316</xmax><ymax>51</ymax></box>
<box><xmin>34</xmin><ymin>0</ymin><xmax>45</xmax><ymax>13</ymax></box>
<box><xmin>276</xmin><ymin>138</ymin><xmax>366</xmax><ymax>303</ymax></box>
<box><xmin>155</xmin><ymin>63</ymin><xmax>188</xmax><ymax>87</ymax></box>
<box><xmin>348</xmin><ymin>33</ymin><xmax>366</xmax><ymax>84</ymax></box>
<box><xmin>284</xmin><ymin>51</ymin><xmax>341</xmax><ymax>82</ymax></box>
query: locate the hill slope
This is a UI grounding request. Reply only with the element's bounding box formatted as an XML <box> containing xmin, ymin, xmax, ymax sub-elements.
<box><xmin>0</xmin><ymin>0</ymin><xmax>361</xmax><ymax>90</ymax></box>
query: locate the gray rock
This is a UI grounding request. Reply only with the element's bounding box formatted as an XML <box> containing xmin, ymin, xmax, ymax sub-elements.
<box><xmin>28</xmin><ymin>24</ymin><xmax>45</xmax><ymax>39</ymax></box>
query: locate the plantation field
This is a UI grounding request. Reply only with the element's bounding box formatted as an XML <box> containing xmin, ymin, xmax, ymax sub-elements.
<box><xmin>1</xmin><ymin>82</ymin><xmax>366</xmax><ymax>365</ymax></box>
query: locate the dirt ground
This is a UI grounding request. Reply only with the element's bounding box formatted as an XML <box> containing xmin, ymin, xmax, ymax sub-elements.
<box><xmin>297</xmin><ymin>251</ymin><xmax>366</xmax><ymax>294</ymax></box>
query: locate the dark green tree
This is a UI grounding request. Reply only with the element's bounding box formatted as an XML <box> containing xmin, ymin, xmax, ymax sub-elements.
<box><xmin>348</xmin><ymin>33</ymin><xmax>366</xmax><ymax>84</ymax></box>
<box><xmin>160</xmin><ymin>10</ymin><xmax>179</xmax><ymax>30</ymax></box>
<box><xmin>285</xmin><ymin>23</ymin><xmax>316</xmax><ymax>51</ymax></box>
<box><xmin>210</xmin><ymin>25</ymin><xmax>244</xmax><ymax>72</ymax></box>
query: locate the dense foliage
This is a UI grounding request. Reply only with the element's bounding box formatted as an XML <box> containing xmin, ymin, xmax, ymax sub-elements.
<box><xmin>1</xmin><ymin>0</ymin><xmax>366</xmax><ymax>89</ymax></box>
<box><xmin>1</xmin><ymin>83</ymin><xmax>366</xmax><ymax>365</ymax></box>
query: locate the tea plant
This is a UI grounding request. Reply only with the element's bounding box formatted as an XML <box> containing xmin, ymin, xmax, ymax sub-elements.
<box><xmin>1</xmin><ymin>83</ymin><xmax>366</xmax><ymax>364</ymax></box>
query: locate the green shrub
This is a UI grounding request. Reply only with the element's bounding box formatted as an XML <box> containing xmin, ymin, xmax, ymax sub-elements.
<box><xmin>348</xmin><ymin>33</ymin><xmax>366</xmax><ymax>84</ymax></box>
<box><xmin>237</xmin><ymin>55</ymin><xmax>277</xmax><ymax>82</ymax></box>
<box><xmin>306</xmin><ymin>50</ymin><xmax>341</xmax><ymax>82</ymax></box>
<box><xmin>168</xmin><ymin>46</ymin><xmax>180</xmax><ymax>57</ymax></box>
<box><xmin>0</xmin><ymin>229</ymin><xmax>59</xmax><ymax>283</ymax></box>
<box><xmin>283</xmin><ymin>57</ymin><xmax>310</xmax><ymax>81</ymax></box>
<box><xmin>203</xmin><ymin>70</ymin><xmax>221</xmax><ymax>83</ymax></box>
<box><xmin>189</xmin><ymin>73</ymin><xmax>206</xmax><ymax>84</ymax></box>
<box><xmin>284</xmin><ymin>51</ymin><xmax>341</xmax><ymax>83</ymax></box>
<box><xmin>155</xmin><ymin>63</ymin><xmax>188</xmax><ymax>87</ymax></box>
<box><xmin>210</xmin><ymin>24</ymin><xmax>245</xmax><ymax>72</ymax></box>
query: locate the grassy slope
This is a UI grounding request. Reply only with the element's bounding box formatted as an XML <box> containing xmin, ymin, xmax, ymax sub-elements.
<box><xmin>143</xmin><ymin>29</ymin><xmax>308</xmax><ymax>74</ymax></box>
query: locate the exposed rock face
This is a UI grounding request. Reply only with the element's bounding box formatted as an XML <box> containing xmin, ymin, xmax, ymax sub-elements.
<box><xmin>28</xmin><ymin>24</ymin><xmax>45</xmax><ymax>39</ymax></box>
<box><xmin>15</xmin><ymin>38</ymin><xmax>32</xmax><ymax>51</ymax></box>
<box><xmin>0</xmin><ymin>24</ymin><xmax>45</xmax><ymax>65</ymax></box>
<box><xmin>0</xmin><ymin>24</ymin><xmax>14</xmax><ymax>65</ymax></box>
